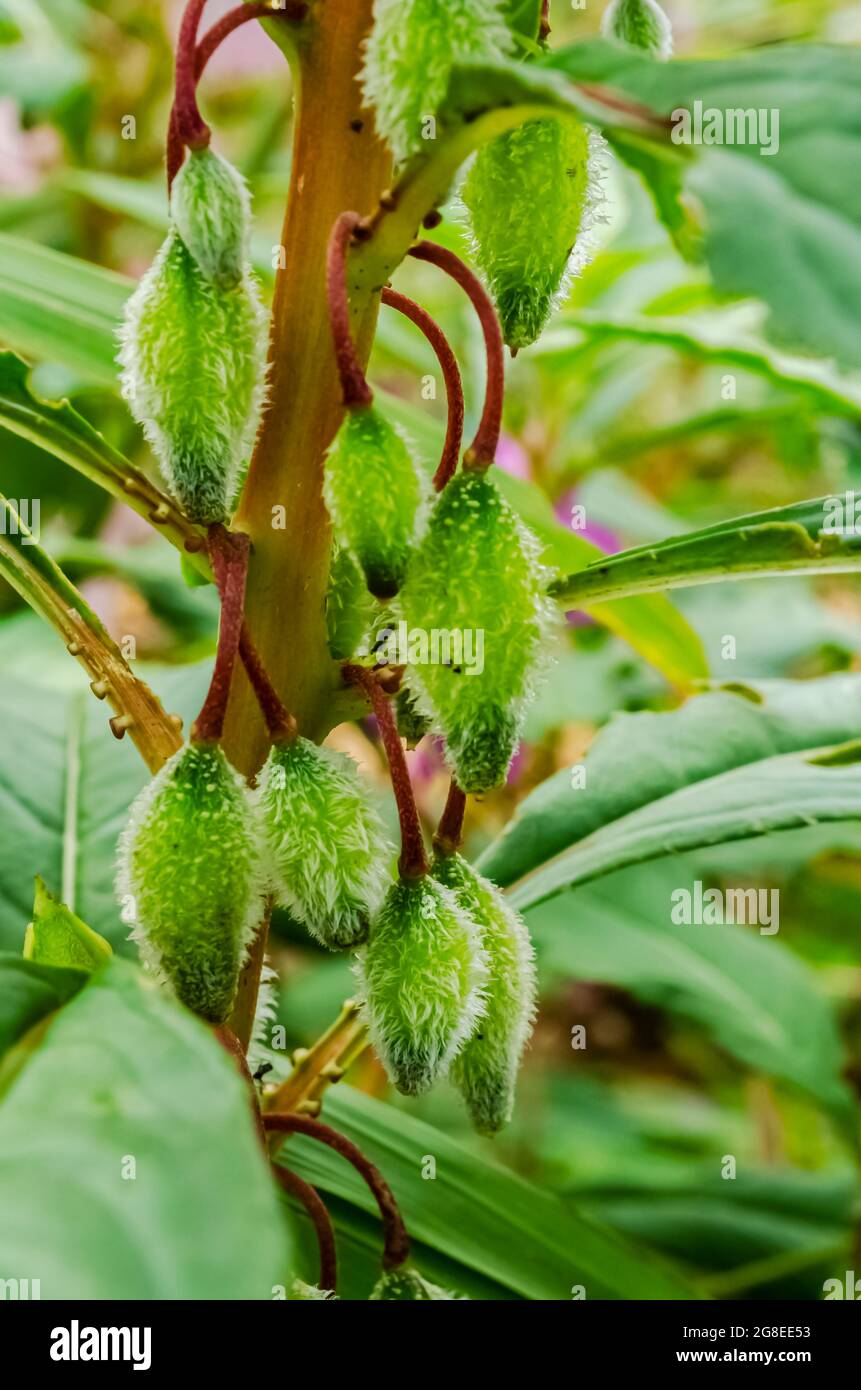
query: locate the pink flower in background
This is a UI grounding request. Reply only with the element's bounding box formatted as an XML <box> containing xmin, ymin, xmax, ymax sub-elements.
<box><xmin>0</xmin><ymin>100</ymin><xmax>60</xmax><ymax>194</ymax></box>
<box><xmin>554</xmin><ymin>486</ymin><xmax>619</xmax><ymax>555</ymax></box>
<box><xmin>495</xmin><ymin>435</ymin><xmax>532</xmax><ymax>481</ymax></box>
<box><xmin>169</xmin><ymin>0</ymin><xmax>285</xmax><ymax>79</ymax></box>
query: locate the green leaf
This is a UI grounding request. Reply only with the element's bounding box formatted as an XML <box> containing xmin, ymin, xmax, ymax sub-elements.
<box><xmin>545</xmin><ymin>41</ymin><xmax>861</xmax><ymax>367</ymax></box>
<box><xmin>508</xmin><ymin>742</ymin><xmax>861</xmax><ymax>911</ymax></box>
<box><xmin>479</xmin><ymin>673</ymin><xmax>861</xmax><ymax>890</ymax></box>
<box><xmin>0</xmin><ymin>959</ymin><xmax>289</xmax><ymax>1298</ymax></box>
<box><xmin>0</xmin><ymin>351</ymin><xmax>204</xmax><ymax>563</ymax></box>
<box><xmin>550</xmin><ymin>491</ymin><xmax>861</xmax><ymax>607</ymax></box>
<box><xmin>541</xmin><ymin>310</ymin><xmax>861</xmax><ymax>418</ymax></box>
<box><xmin>528</xmin><ymin>862</ymin><xmax>850</xmax><ymax>1112</ymax></box>
<box><xmin>0</xmin><ymin>666</ymin><xmax>210</xmax><ymax>953</ymax></box>
<box><xmin>0</xmin><ymin>953</ymin><xmax>87</xmax><ymax>1059</ymax></box>
<box><xmin>280</xmin><ymin>1085</ymin><xmax>700</xmax><ymax>1300</ymax></box>
<box><xmin>23</xmin><ymin>876</ymin><xmax>112</xmax><ymax>971</ymax></box>
<box><xmin>0</xmin><ymin>233</ymin><xmax>129</xmax><ymax>385</ymax></box>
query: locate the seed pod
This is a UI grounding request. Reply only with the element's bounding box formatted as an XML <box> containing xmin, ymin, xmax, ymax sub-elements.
<box><xmin>116</xmin><ymin>742</ymin><xmax>262</xmax><ymax>1023</ymax></box>
<box><xmin>396</xmin><ymin>684</ymin><xmax>432</xmax><ymax>749</ymax></box>
<box><xmin>257</xmin><ymin>737</ymin><xmax>393</xmax><ymax>950</ymax></box>
<box><xmin>369</xmin><ymin>1266</ymin><xmax>466</xmax><ymax>1300</ymax></box>
<box><xmin>361</xmin><ymin>0</ymin><xmax>513</xmax><ymax>164</ymax></box>
<box><xmin>461</xmin><ymin>115</ymin><xmax>603</xmax><ymax>350</ymax></box>
<box><xmin>601</xmin><ymin>0</ymin><xmax>673</xmax><ymax>58</ymax></box>
<box><xmin>323</xmin><ymin>404</ymin><xmax>426</xmax><ymax>599</ymax></box>
<box><xmin>396</xmin><ymin>469</ymin><xmax>557</xmax><ymax>793</ymax></box>
<box><xmin>358</xmin><ymin>874</ymin><xmax>487</xmax><ymax>1095</ymax></box>
<box><xmin>434</xmin><ymin>850</ymin><xmax>536</xmax><ymax>1134</ymax></box>
<box><xmin>326</xmin><ymin>546</ymin><xmax>374</xmax><ymax>661</ymax></box>
<box><xmin>289</xmin><ymin>1279</ymin><xmax>338</xmax><ymax>1301</ymax></box>
<box><xmin>171</xmin><ymin>146</ymin><xmax>251</xmax><ymax>289</ymax></box>
<box><xmin>118</xmin><ymin>228</ymin><xmax>267</xmax><ymax>524</ymax></box>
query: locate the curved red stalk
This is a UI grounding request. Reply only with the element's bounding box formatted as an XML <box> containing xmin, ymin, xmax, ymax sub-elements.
<box><xmin>408</xmin><ymin>241</ymin><xmax>504</xmax><ymax>470</ymax></box>
<box><xmin>381</xmin><ymin>286</ymin><xmax>464</xmax><ymax>491</ymax></box>
<box><xmin>174</xmin><ymin>0</ymin><xmax>210</xmax><ymax>152</ymax></box>
<box><xmin>273</xmin><ymin>1166</ymin><xmax>338</xmax><ymax>1294</ymax></box>
<box><xmin>238</xmin><ymin>625</ymin><xmax>297</xmax><ymax>743</ymax></box>
<box><xmin>433</xmin><ymin>780</ymin><xmax>467</xmax><ymax>856</ymax></box>
<box><xmin>326</xmin><ymin>213</ymin><xmax>374</xmax><ymax>409</ymax></box>
<box><xmin>343</xmin><ymin>664</ymin><xmax>428</xmax><ymax>879</ymax></box>
<box><xmin>264</xmin><ymin>1111</ymin><xmax>411</xmax><ymax>1271</ymax></box>
<box><xmin>191</xmin><ymin>525</ymin><xmax>249</xmax><ymax>745</ymax></box>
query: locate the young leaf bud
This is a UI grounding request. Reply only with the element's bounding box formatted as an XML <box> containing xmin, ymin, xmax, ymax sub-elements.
<box><xmin>461</xmin><ymin>115</ymin><xmax>604</xmax><ymax>350</ymax></box>
<box><xmin>171</xmin><ymin>146</ymin><xmax>251</xmax><ymax>289</ymax></box>
<box><xmin>396</xmin><ymin>684</ymin><xmax>432</xmax><ymax>750</ymax></box>
<box><xmin>601</xmin><ymin>0</ymin><xmax>673</xmax><ymax>58</ymax></box>
<box><xmin>326</xmin><ymin>546</ymin><xmax>375</xmax><ymax>661</ymax></box>
<box><xmin>257</xmin><ymin>737</ymin><xmax>394</xmax><ymax>950</ymax></box>
<box><xmin>23</xmin><ymin>877</ymin><xmax>112</xmax><ymax>973</ymax></box>
<box><xmin>369</xmin><ymin>1266</ymin><xmax>466</xmax><ymax>1300</ymax></box>
<box><xmin>434</xmin><ymin>850</ymin><xmax>536</xmax><ymax>1134</ymax></box>
<box><xmin>357</xmin><ymin>874</ymin><xmax>487</xmax><ymax>1095</ymax></box>
<box><xmin>116</xmin><ymin>742</ymin><xmax>263</xmax><ymax>1023</ymax></box>
<box><xmin>323</xmin><ymin>404</ymin><xmax>426</xmax><ymax>599</ymax></box>
<box><xmin>396</xmin><ymin>470</ymin><xmax>557</xmax><ymax>793</ymax></box>
<box><xmin>361</xmin><ymin>0</ymin><xmax>513</xmax><ymax>164</ymax></box>
<box><xmin>118</xmin><ymin>229</ymin><xmax>267</xmax><ymax>524</ymax></box>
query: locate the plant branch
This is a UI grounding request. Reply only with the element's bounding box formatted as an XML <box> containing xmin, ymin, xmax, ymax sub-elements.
<box><xmin>238</xmin><ymin>626</ymin><xmax>296</xmax><ymax>741</ymax></box>
<box><xmin>327</xmin><ymin>212</ymin><xmax>374</xmax><ymax>409</ymax></box>
<box><xmin>266</xmin><ymin>998</ymin><xmax>367</xmax><ymax>1115</ymax></box>
<box><xmin>265</xmin><ymin>1112</ymin><xmax>411</xmax><ymax>1270</ymax></box>
<box><xmin>433</xmin><ymin>780</ymin><xmax>467</xmax><ymax>856</ymax></box>
<box><xmin>381</xmin><ymin>286</ymin><xmax>464</xmax><ymax>490</ymax></box>
<box><xmin>273</xmin><ymin>1165</ymin><xmax>338</xmax><ymax>1293</ymax></box>
<box><xmin>191</xmin><ymin>526</ymin><xmax>250</xmax><ymax>744</ymax></box>
<box><xmin>343</xmin><ymin>664</ymin><xmax>428</xmax><ymax>878</ymax></box>
<box><xmin>409</xmin><ymin>241</ymin><xmax>504</xmax><ymax>468</ymax></box>
<box><xmin>0</xmin><ymin>496</ymin><xmax>183</xmax><ymax>772</ymax></box>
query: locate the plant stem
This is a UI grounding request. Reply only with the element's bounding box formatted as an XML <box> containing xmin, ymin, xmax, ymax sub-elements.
<box><xmin>408</xmin><ymin>241</ymin><xmax>504</xmax><ymax>468</ymax></box>
<box><xmin>343</xmin><ymin>664</ymin><xmax>428</xmax><ymax>878</ymax></box>
<box><xmin>327</xmin><ymin>212</ymin><xmax>374</xmax><ymax>409</ymax></box>
<box><xmin>191</xmin><ymin>526</ymin><xmax>250</xmax><ymax>745</ymax></box>
<box><xmin>265</xmin><ymin>1112</ymin><xmax>411</xmax><ymax>1270</ymax></box>
<box><xmin>273</xmin><ymin>1166</ymin><xmax>338</xmax><ymax>1293</ymax></box>
<box><xmin>174</xmin><ymin>0</ymin><xmax>211</xmax><ymax>150</ymax></box>
<box><xmin>266</xmin><ymin>998</ymin><xmax>367</xmax><ymax>1114</ymax></box>
<box><xmin>381</xmin><ymin>286</ymin><xmax>464</xmax><ymax>490</ymax></box>
<box><xmin>433</xmin><ymin>780</ymin><xmax>467</xmax><ymax>856</ymax></box>
<box><xmin>225</xmin><ymin>0</ymin><xmax>391</xmax><ymax>763</ymax></box>
<box><xmin>238</xmin><ymin>626</ymin><xmax>296</xmax><ymax>741</ymax></box>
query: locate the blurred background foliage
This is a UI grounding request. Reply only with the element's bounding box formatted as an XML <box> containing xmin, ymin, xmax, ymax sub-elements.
<box><xmin>2</xmin><ymin>0</ymin><xmax>861</xmax><ymax>1299</ymax></box>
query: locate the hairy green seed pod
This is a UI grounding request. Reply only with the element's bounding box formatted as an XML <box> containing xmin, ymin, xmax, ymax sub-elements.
<box><xmin>358</xmin><ymin>874</ymin><xmax>487</xmax><ymax>1096</ymax></box>
<box><xmin>396</xmin><ymin>469</ymin><xmax>557</xmax><ymax>793</ymax></box>
<box><xmin>171</xmin><ymin>146</ymin><xmax>251</xmax><ymax>289</ymax></box>
<box><xmin>118</xmin><ymin>229</ymin><xmax>267</xmax><ymax>525</ymax></box>
<box><xmin>361</xmin><ymin>0</ymin><xmax>513</xmax><ymax>164</ymax></box>
<box><xmin>369</xmin><ymin>1266</ymin><xmax>466</xmax><ymax>1300</ymax></box>
<box><xmin>323</xmin><ymin>404</ymin><xmax>426</xmax><ymax>599</ymax></box>
<box><xmin>461</xmin><ymin>115</ymin><xmax>603</xmax><ymax>350</ymax></box>
<box><xmin>257</xmin><ymin>737</ymin><xmax>393</xmax><ymax>950</ymax></box>
<box><xmin>116</xmin><ymin>742</ymin><xmax>263</xmax><ymax>1023</ymax></box>
<box><xmin>396</xmin><ymin>684</ymin><xmax>432</xmax><ymax>749</ymax></box>
<box><xmin>601</xmin><ymin>0</ymin><xmax>673</xmax><ymax>58</ymax></box>
<box><xmin>326</xmin><ymin>546</ymin><xmax>374</xmax><ymax>661</ymax></box>
<box><xmin>434</xmin><ymin>850</ymin><xmax>536</xmax><ymax>1134</ymax></box>
<box><xmin>289</xmin><ymin>1279</ymin><xmax>338</xmax><ymax>1301</ymax></box>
